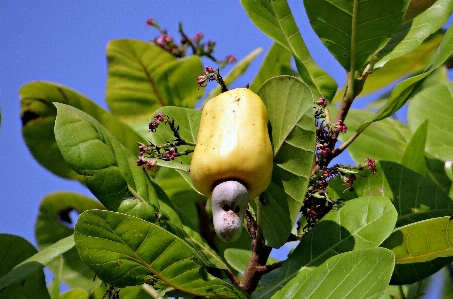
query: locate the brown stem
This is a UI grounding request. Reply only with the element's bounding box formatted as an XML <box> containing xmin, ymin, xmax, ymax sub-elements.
<box><xmin>224</xmin><ymin>268</ymin><xmax>241</xmax><ymax>287</ymax></box>
<box><xmin>239</xmin><ymin>202</ymin><xmax>278</xmax><ymax>294</ymax></box>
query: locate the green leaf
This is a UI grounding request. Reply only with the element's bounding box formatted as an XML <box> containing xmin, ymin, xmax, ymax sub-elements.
<box><xmin>257</xmin><ymin>76</ymin><xmax>316</xmax><ymax>248</ymax></box>
<box><xmin>54</xmin><ymin>103</ymin><xmax>164</xmax><ymax>211</ymax></box>
<box><xmin>74</xmin><ymin>210</ymin><xmax>247</xmax><ymax>299</ymax></box>
<box><xmin>304</xmin><ymin>0</ymin><xmax>409</xmax><ymax>72</ymax></box>
<box><xmin>253</xmin><ymin>196</ymin><xmax>397</xmax><ymax>298</ymax></box>
<box><xmin>20</xmin><ymin>82</ymin><xmax>145</xmax><ymax>181</ymax></box>
<box><xmin>328</xmin><ymin>161</ymin><xmax>453</xmax><ymax>228</ymax></box>
<box><xmin>400</xmin><ymin>120</ymin><xmax>428</xmax><ymax>175</ymax></box>
<box><xmin>202</xmin><ymin>48</ymin><xmax>263</xmax><ymax>106</ymax></box>
<box><xmin>224</xmin><ymin>249</ymin><xmax>278</xmax><ymax>273</ymax></box>
<box><xmin>408</xmin><ymin>82</ymin><xmax>453</xmax><ymax>161</ymax></box>
<box><xmin>35</xmin><ymin>192</ymin><xmax>103</xmax><ymax>292</ymax></box>
<box><xmin>240</xmin><ymin>0</ymin><xmax>337</xmax><ymax>100</ymax></box>
<box><xmin>426</xmin><ymin>154</ymin><xmax>452</xmax><ymax>195</ymax></box>
<box><xmin>249</xmin><ymin>43</ymin><xmax>295</xmax><ymax>93</ymax></box>
<box><xmin>382</xmin><ymin>216</ymin><xmax>453</xmax><ymax>284</ymax></box>
<box><xmin>375</xmin><ymin>0</ymin><xmax>453</xmax><ymax>69</ymax></box>
<box><xmin>105</xmin><ymin>39</ymin><xmax>203</xmax><ymax>137</ymax></box>
<box><xmin>59</xmin><ymin>288</ymin><xmax>89</xmax><ymax>299</ymax></box>
<box><xmin>273</xmin><ymin>248</ymin><xmax>394</xmax><ymax>299</ymax></box>
<box><xmin>331</xmin><ymin>31</ymin><xmax>444</xmax><ymax>103</ymax></box>
<box><xmin>0</xmin><ymin>234</ymin><xmax>74</xmax><ymax>294</ymax></box>
<box><xmin>335</xmin><ymin>108</ymin><xmax>411</xmax><ymax>163</ymax></box>
<box><xmin>357</xmin><ymin>20</ymin><xmax>453</xmax><ymax>127</ymax></box>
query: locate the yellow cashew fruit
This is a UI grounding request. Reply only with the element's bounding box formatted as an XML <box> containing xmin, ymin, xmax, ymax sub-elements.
<box><xmin>190</xmin><ymin>88</ymin><xmax>273</xmax><ymax>200</ymax></box>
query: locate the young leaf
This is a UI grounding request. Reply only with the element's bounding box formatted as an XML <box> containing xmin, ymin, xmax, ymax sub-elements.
<box><xmin>408</xmin><ymin>82</ymin><xmax>453</xmax><ymax>161</ymax></box>
<box><xmin>273</xmin><ymin>248</ymin><xmax>394</xmax><ymax>299</ymax></box>
<box><xmin>35</xmin><ymin>192</ymin><xmax>103</xmax><ymax>292</ymax></box>
<box><xmin>20</xmin><ymin>81</ymin><xmax>145</xmax><ymax>181</ymax></box>
<box><xmin>240</xmin><ymin>0</ymin><xmax>337</xmax><ymax>100</ymax></box>
<box><xmin>105</xmin><ymin>39</ymin><xmax>204</xmax><ymax>137</ymax></box>
<box><xmin>74</xmin><ymin>210</ymin><xmax>247</xmax><ymax>299</ymax></box>
<box><xmin>357</xmin><ymin>21</ymin><xmax>453</xmax><ymax>128</ymax></box>
<box><xmin>328</xmin><ymin>161</ymin><xmax>453</xmax><ymax>228</ymax></box>
<box><xmin>333</xmin><ymin>108</ymin><xmax>411</xmax><ymax>163</ymax></box>
<box><xmin>0</xmin><ymin>234</ymin><xmax>74</xmax><ymax>293</ymax></box>
<box><xmin>257</xmin><ymin>76</ymin><xmax>316</xmax><ymax>248</ymax></box>
<box><xmin>248</xmin><ymin>42</ymin><xmax>295</xmax><ymax>93</ymax></box>
<box><xmin>331</xmin><ymin>31</ymin><xmax>444</xmax><ymax>103</ymax></box>
<box><xmin>304</xmin><ymin>0</ymin><xmax>409</xmax><ymax>72</ymax></box>
<box><xmin>254</xmin><ymin>196</ymin><xmax>397</xmax><ymax>298</ymax></box>
<box><xmin>375</xmin><ymin>0</ymin><xmax>453</xmax><ymax>69</ymax></box>
<box><xmin>201</xmin><ymin>47</ymin><xmax>263</xmax><ymax>106</ymax></box>
<box><xmin>399</xmin><ymin>120</ymin><xmax>428</xmax><ymax>175</ymax></box>
<box><xmin>382</xmin><ymin>216</ymin><xmax>453</xmax><ymax>284</ymax></box>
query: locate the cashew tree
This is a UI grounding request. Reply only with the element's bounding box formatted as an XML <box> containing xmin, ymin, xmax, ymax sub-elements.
<box><xmin>2</xmin><ymin>0</ymin><xmax>453</xmax><ymax>298</ymax></box>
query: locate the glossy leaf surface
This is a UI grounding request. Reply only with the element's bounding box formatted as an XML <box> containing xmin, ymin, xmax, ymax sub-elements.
<box><xmin>258</xmin><ymin>76</ymin><xmax>316</xmax><ymax>248</ymax></box>
<box><xmin>382</xmin><ymin>216</ymin><xmax>453</xmax><ymax>284</ymax></box>
<box><xmin>328</xmin><ymin>161</ymin><xmax>453</xmax><ymax>228</ymax></box>
<box><xmin>254</xmin><ymin>196</ymin><xmax>397</xmax><ymax>298</ymax></box>
<box><xmin>74</xmin><ymin>210</ymin><xmax>246</xmax><ymax>298</ymax></box>
<box><xmin>241</xmin><ymin>0</ymin><xmax>337</xmax><ymax>99</ymax></box>
<box><xmin>304</xmin><ymin>0</ymin><xmax>408</xmax><ymax>71</ymax></box>
<box><xmin>273</xmin><ymin>248</ymin><xmax>394</xmax><ymax>299</ymax></box>
<box><xmin>376</xmin><ymin>0</ymin><xmax>453</xmax><ymax>69</ymax></box>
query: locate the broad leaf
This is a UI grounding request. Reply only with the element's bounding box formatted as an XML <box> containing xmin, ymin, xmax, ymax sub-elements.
<box><xmin>35</xmin><ymin>192</ymin><xmax>103</xmax><ymax>292</ymax></box>
<box><xmin>399</xmin><ymin>120</ymin><xmax>428</xmax><ymax>175</ymax></box>
<box><xmin>408</xmin><ymin>82</ymin><xmax>453</xmax><ymax>161</ymax></box>
<box><xmin>328</xmin><ymin>161</ymin><xmax>453</xmax><ymax>228</ymax></box>
<box><xmin>356</xmin><ymin>21</ymin><xmax>453</xmax><ymax>128</ymax></box>
<box><xmin>0</xmin><ymin>234</ymin><xmax>73</xmax><ymax>294</ymax></box>
<box><xmin>304</xmin><ymin>0</ymin><xmax>409</xmax><ymax>72</ymax></box>
<box><xmin>240</xmin><ymin>0</ymin><xmax>337</xmax><ymax>99</ymax></box>
<box><xmin>273</xmin><ymin>248</ymin><xmax>394</xmax><ymax>299</ymax></box>
<box><xmin>249</xmin><ymin>42</ymin><xmax>295</xmax><ymax>93</ymax></box>
<box><xmin>334</xmin><ymin>108</ymin><xmax>411</xmax><ymax>163</ymax></box>
<box><xmin>202</xmin><ymin>48</ymin><xmax>263</xmax><ymax>106</ymax></box>
<box><xmin>331</xmin><ymin>31</ymin><xmax>444</xmax><ymax>103</ymax></box>
<box><xmin>74</xmin><ymin>210</ymin><xmax>247</xmax><ymax>298</ymax></box>
<box><xmin>375</xmin><ymin>0</ymin><xmax>453</xmax><ymax>69</ymax></box>
<box><xmin>382</xmin><ymin>216</ymin><xmax>453</xmax><ymax>284</ymax></box>
<box><xmin>54</xmin><ymin>103</ymin><xmax>163</xmax><ymax>211</ymax></box>
<box><xmin>253</xmin><ymin>196</ymin><xmax>397</xmax><ymax>298</ymax></box>
<box><xmin>105</xmin><ymin>39</ymin><xmax>203</xmax><ymax>137</ymax></box>
<box><xmin>20</xmin><ymin>81</ymin><xmax>144</xmax><ymax>181</ymax></box>
<box><xmin>257</xmin><ymin>76</ymin><xmax>316</xmax><ymax>248</ymax></box>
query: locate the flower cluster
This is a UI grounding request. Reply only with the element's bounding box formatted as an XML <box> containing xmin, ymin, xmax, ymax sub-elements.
<box><xmin>148</xmin><ymin>112</ymin><xmax>167</xmax><ymax>132</ymax></box>
<box><xmin>146</xmin><ymin>18</ymin><xmax>236</xmax><ymax>67</ymax></box>
<box><xmin>137</xmin><ymin>113</ymin><xmax>195</xmax><ymax>172</ymax></box>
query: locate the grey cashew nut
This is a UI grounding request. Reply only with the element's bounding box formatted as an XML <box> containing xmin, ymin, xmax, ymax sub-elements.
<box><xmin>211</xmin><ymin>180</ymin><xmax>249</xmax><ymax>242</ymax></box>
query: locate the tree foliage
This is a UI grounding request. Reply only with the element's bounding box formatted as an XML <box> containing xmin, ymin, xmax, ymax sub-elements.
<box><xmin>3</xmin><ymin>0</ymin><xmax>453</xmax><ymax>298</ymax></box>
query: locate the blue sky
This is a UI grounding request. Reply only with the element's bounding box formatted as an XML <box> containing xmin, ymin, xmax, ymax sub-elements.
<box><xmin>1</xmin><ymin>1</ymin><xmax>445</xmax><ymax>297</ymax></box>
